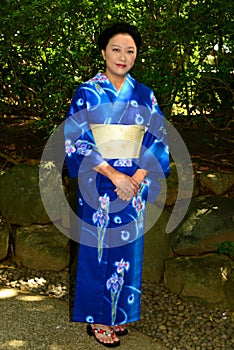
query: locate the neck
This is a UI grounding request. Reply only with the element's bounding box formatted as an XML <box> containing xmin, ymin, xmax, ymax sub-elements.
<box><xmin>104</xmin><ymin>72</ymin><xmax>126</xmax><ymax>91</ymax></box>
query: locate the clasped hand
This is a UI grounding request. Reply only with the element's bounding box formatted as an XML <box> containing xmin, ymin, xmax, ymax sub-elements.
<box><xmin>94</xmin><ymin>162</ymin><xmax>143</xmax><ymax>202</ymax></box>
<box><xmin>112</xmin><ymin>173</ymin><xmax>139</xmax><ymax>201</ymax></box>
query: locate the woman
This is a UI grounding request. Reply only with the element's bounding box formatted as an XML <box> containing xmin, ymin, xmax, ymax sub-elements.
<box><xmin>65</xmin><ymin>22</ymin><xmax>169</xmax><ymax>347</ymax></box>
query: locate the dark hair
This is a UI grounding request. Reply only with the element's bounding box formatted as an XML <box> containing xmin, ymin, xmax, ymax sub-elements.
<box><xmin>98</xmin><ymin>22</ymin><xmax>141</xmax><ymax>52</ymax></box>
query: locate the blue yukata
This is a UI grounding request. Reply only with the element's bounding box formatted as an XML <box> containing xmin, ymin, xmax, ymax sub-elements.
<box><xmin>64</xmin><ymin>73</ymin><xmax>169</xmax><ymax>326</ymax></box>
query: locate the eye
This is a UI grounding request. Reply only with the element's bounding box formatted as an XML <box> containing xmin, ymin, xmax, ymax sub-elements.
<box><xmin>113</xmin><ymin>48</ymin><xmax>120</xmax><ymax>52</ymax></box>
<box><xmin>128</xmin><ymin>50</ymin><xmax>134</xmax><ymax>55</ymax></box>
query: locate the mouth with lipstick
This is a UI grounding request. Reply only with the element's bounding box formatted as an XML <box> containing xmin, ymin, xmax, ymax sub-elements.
<box><xmin>116</xmin><ymin>64</ymin><xmax>127</xmax><ymax>68</ymax></box>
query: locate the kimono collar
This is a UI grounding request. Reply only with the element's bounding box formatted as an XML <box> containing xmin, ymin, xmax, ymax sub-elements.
<box><xmin>91</xmin><ymin>73</ymin><xmax>136</xmax><ymax>103</ymax></box>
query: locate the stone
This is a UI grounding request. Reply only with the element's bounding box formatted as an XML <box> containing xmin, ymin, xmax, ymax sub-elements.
<box><xmin>39</xmin><ymin>161</ymin><xmax>68</xmax><ymax>223</ymax></box>
<box><xmin>143</xmin><ymin>205</ymin><xmax>173</xmax><ymax>280</ymax></box>
<box><xmin>165</xmin><ymin>162</ymin><xmax>179</xmax><ymax>206</ymax></box>
<box><xmin>224</xmin><ymin>267</ymin><xmax>234</xmax><ymax>311</ymax></box>
<box><xmin>0</xmin><ymin>217</ymin><xmax>9</xmax><ymax>260</ymax></box>
<box><xmin>170</xmin><ymin>196</ymin><xmax>234</xmax><ymax>255</ymax></box>
<box><xmin>0</xmin><ymin>164</ymin><xmax>49</xmax><ymax>225</ymax></box>
<box><xmin>0</xmin><ymin>163</ymin><xmax>65</xmax><ymax>225</ymax></box>
<box><xmin>162</xmin><ymin>162</ymin><xmax>199</xmax><ymax>207</ymax></box>
<box><xmin>200</xmin><ymin>171</ymin><xmax>234</xmax><ymax>195</ymax></box>
<box><xmin>164</xmin><ymin>254</ymin><xmax>234</xmax><ymax>310</ymax></box>
<box><xmin>15</xmin><ymin>224</ymin><xmax>70</xmax><ymax>271</ymax></box>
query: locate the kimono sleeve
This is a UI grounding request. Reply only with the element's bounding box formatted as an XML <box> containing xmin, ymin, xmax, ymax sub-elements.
<box><xmin>138</xmin><ymin>92</ymin><xmax>170</xmax><ymax>202</ymax></box>
<box><xmin>64</xmin><ymin>87</ymin><xmax>104</xmax><ymax>178</ymax></box>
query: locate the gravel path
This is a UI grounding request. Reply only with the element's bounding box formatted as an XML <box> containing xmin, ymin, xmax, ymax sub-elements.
<box><xmin>0</xmin><ymin>263</ymin><xmax>233</xmax><ymax>350</ymax></box>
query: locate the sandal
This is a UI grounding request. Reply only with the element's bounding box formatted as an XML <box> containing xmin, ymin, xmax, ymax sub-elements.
<box><xmin>87</xmin><ymin>324</ymin><xmax>120</xmax><ymax>348</ymax></box>
<box><xmin>112</xmin><ymin>324</ymin><xmax>128</xmax><ymax>336</ymax></box>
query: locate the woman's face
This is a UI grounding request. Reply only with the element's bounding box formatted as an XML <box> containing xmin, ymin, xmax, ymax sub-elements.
<box><xmin>102</xmin><ymin>33</ymin><xmax>137</xmax><ymax>80</ymax></box>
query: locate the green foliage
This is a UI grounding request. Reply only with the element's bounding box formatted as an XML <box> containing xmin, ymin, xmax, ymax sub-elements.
<box><xmin>217</xmin><ymin>241</ymin><xmax>234</xmax><ymax>258</ymax></box>
<box><xmin>0</xmin><ymin>0</ymin><xmax>233</xmax><ymax>131</ymax></box>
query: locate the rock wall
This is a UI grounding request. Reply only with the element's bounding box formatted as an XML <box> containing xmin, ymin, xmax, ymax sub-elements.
<box><xmin>0</xmin><ymin>218</ymin><xmax>9</xmax><ymax>260</ymax></box>
<box><xmin>0</xmin><ymin>163</ymin><xmax>233</xmax><ymax>309</ymax></box>
<box><xmin>164</xmin><ymin>254</ymin><xmax>234</xmax><ymax>310</ymax></box>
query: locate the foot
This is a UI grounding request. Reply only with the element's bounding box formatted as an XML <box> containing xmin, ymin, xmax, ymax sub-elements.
<box><xmin>111</xmin><ymin>324</ymin><xmax>128</xmax><ymax>336</ymax></box>
<box><xmin>87</xmin><ymin>324</ymin><xmax>120</xmax><ymax>347</ymax></box>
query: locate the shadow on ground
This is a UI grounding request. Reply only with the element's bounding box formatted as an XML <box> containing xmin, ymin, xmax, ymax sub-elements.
<box><xmin>0</xmin><ymin>287</ymin><xmax>166</xmax><ymax>350</ymax></box>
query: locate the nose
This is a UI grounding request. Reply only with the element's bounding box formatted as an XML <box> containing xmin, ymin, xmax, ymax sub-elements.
<box><xmin>119</xmin><ymin>52</ymin><xmax>126</xmax><ymax>61</ymax></box>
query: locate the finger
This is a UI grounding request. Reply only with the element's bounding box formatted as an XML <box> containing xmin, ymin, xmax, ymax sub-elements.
<box><xmin>116</xmin><ymin>189</ymin><xmax>133</xmax><ymax>201</ymax></box>
<box><xmin>117</xmin><ymin>188</ymin><xmax>134</xmax><ymax>198</ymax></box>
<box><xmin>117</xmin><ymin>184</ymin><xmax>133</xmax><ymax>195</ymax></box>
<box><xmin>120</xmin><ymin>179</ymin><xmax>137</xmax><ymax>191</ymax></box>
<box><xmin>130</xmin><ymin>178</ymin><xmax>139</xmax><ymax>187</ymax></box>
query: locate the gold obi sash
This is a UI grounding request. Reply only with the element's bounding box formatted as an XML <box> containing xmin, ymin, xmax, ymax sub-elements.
<box><xmin>90</xmin><ymin>124</ymin><xmax>146</xmax><ymax>159</ymax></box>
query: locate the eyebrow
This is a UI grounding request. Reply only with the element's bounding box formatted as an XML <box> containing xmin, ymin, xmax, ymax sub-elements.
<box><xmin>111</xmin><ymin>44</ymin><xmax>135</xmax><ymax>49</ymax></box>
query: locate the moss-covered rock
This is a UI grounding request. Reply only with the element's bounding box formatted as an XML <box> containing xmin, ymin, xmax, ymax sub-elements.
<box><xmin>164</xmin><ymin>254</ymin><xmax>234</xmax><ymax>310</ymax></box>
<box><xmin>15</xmin><ymin>224</ymin><xmax>69</xmax><ymax>271</ymax></box>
